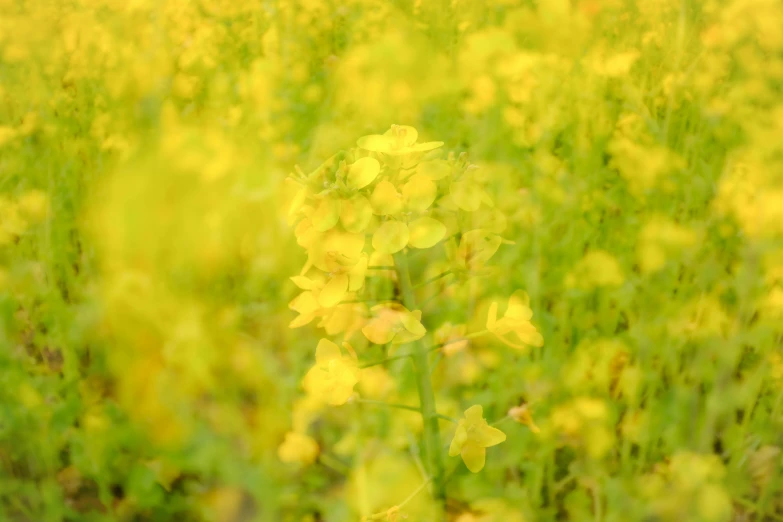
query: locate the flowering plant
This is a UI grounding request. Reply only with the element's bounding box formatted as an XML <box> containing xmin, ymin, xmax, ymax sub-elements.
<box><xmin>284</xmin><ymin>125</ymin><xmax>543</xmax><ymax>517</ymax></box>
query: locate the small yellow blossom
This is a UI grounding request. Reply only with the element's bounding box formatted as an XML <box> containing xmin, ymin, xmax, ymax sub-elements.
<box><xmin>362</xmin><ymin>304</ymin><xmax>426</xmax><ymax>345</ymax></box>
<box><xmin>278</xmin><ymin>431</ymin><xmax>320</xmax><ymax>465</ymax></box>
<box><xmin>564</xmin><ymin>250</ymin><xmax>624</xmax><ymax>289</ymax></box>
<box><xmin>302</xmin><ymin>339</ymin><xmax>360</xmax><ymax>405</ymax></box>
<box><xmin>487</xmin><ymin>291</ymin><xmax>544</xmax><ymax>349</ymax></box>
<box><xmin>453</xmin><ymin>229</ymin><xmax>505</xmax><ymax>271</ymax></box>
<box><xmin>449</xmin><ymin>405</ymin><xmax>506</xmax><ymax>473</ymax></box>
<box><xmin>357</xmin><ymin>124</ymin><xmax>443</xmax><ymax>156</ymax></box>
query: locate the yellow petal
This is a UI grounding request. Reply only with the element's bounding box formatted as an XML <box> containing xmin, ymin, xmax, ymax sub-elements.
<box><xmin>315</xmin><ymin>338</ymin><xmax>342</xmax><ymax>364</ymax></box>
<box><xmin>340</xmin><ymin>194</ymin><xmax>373</xmax><ymax>233</ymax></box>
<box><xmin>357</xmin><ymin>134</ymin><xmax>393</xmax><ymax>153</ymax></box>
<box><xmin>486</xmin><ymin>302</ymin><xmax>499</xmax><ymax>332</ymax></box>
<box><xmin>395</xmin><ymin>311</ymin><xmax>427</xmax><ymax>344</ymax></box>
<box><xmin>289</xmin><ymin>314</ymin><xmax>316</xmax><ymax>329</ymax></box>
<box><xmin>288</xmin><ymin>186</ymin><xmax>308</xmax><ymax>218</ymax></box>
<box><xmin>372</xmin><ymin>221</ymin><xmax>410</xmax><ymax>254</ymax></box>
<box><xmin>328</xmin><ymin>383</ymin><xmax>356</xmax><ymax>406</ymax></box>
<box><xmin>401</xmin><ymin>312</ymin><xmax>426</xmax><ymax>336</ymax></box>
<box><xmin>402</xmin><ymin>174</ymin><xmax>437</xmax><ymax>212</ymax></box>
<box><xmin>370</xmin><ymin>181</ymin><xmax>403</xmax><ymax>215</ymax></box>
<box><xmin>464</xmin><ymin>404</ymin><xmax>484</xmax><ymax>423</ymax></box>
<box><xmin>312</xmin><ymin>197</ymin><xmax>341</xmax><ymax>232</ymax></box>
<box><xmin>347</xmin><ymin>157</ymin><xmax>381</xmax><ymax>190</ymax></box>
<box><xmin>384</xmin><ymin>125</ymin><xmax>418</xmax><ymax>147</ymax></box>
<box><xmin>506</xmin><ymin>291</ymin><xmax>533</xmax><ymax>321</ymax></box>
<box><xmin>408</xmin><ymin>217</ymin><xmax>446</xmax><ymax>249</ymax></box>
<box><xmin>461</xmin><ymin>443</ymin><xmax>486</xmax><ymax>473</ymax></box>
<box><xmin>416</xmin><ymin>159</ymin><xmax>452</xmax><ymax>180</ymax></box>
<box><xmin>477</xmin><ymin>425</ymin><xmax>506</xmax><ymax>448</ymax></box>
<box><xmin>362</xmin><ymin>318</ymin><xmax>396</xmax><ymax>345</ymax></box>
<box><xmin>319</xmin><ymin>273</ymin><xmax>349</xmax><ymax>308</ymax></box>
<box><xmin>348</xmin><ymin>256</ymin><xmax>368</xmax><ymax>292</ymax></box>
<box><xmin>410</xmin><ymin>141</ymin><xmax>444</xmax><ymax>153</ymax></box>
<box><xmin>512</xmin><ymin>324</ymin><xmax>544</xmax><ymax>347</ymax></box>
<box><xmin>449</xmin><ymin>425</ymin><xmax>468</xmax><ymax>456</ymax></box>
<box><xmin>309</xmin><ymin>229</ymin><xmax>365</xmax><ymax>272</ymax></box>
<box><xmin>290</xmin><ymin>291</ymin><xmax>319</xmax><ymax>314</ymax></box>
<box><xmin>290</xmin><ymin>276</ymin><xmax>316</xmax><ymax>290</ymax></box>
<box><xmin>450</xmin><ymin>179</ymin><xmax>483</xmax><ymax>211</ymax></box>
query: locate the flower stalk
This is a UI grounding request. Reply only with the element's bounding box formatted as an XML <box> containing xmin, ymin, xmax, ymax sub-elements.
<box><xmin>393</xmin><ymin>250</ymin><xmax>447</xmax><ymax>505</ymax></box>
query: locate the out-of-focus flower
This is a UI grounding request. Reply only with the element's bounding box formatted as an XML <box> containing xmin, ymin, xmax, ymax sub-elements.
<box><xmin>278</xmin><ymin>431</ymin><xmax>320</xmax><ymax>465</ymax></box>
<box><xmin>564</xmin><ymin>250</ymin><xmax>624</xmax><ymax>289</ymax></box>
<box><xmin>453</xmin><ymin>229</ymin><xmax>506</xmax><ymax>272</ymax></box>
<box><xmin>303</xmin><ymin>339</ymin><xmax>359</xmax><ymax>405</ymax></box>
<box><xmin>487</xmin><ymin>291</ymin><xmax>544</xmax><ymax>349</ymax></box>
<box><xmin>449</xmin><ymin>405</ymin><xmax>506</xmax><ymax>473</ymax></box>
<box><xmin>357</xmin><ymin>124</ymin><xmax>443</xmax><ymax>156</ymax></box>
<box><xmin>362</xmin><ymin>304</ymin><xmax>426</xmax><ymax>345</ymax></box>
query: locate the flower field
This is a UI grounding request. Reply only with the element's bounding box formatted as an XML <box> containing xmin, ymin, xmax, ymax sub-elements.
<box><xmin>1</xmin><ymin>0</ymin><xmax>782</xmax><ymax>521</ymax></box>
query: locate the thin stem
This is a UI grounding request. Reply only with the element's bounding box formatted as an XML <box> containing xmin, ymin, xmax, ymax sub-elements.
<box><xmin>359</xmin><ymin>353</ymin><xmax>412</xmax><ymax>369</ymax></box>
<box><xmin>360</xmin><ymin>331</ymin><xmax>488</xmax><ymax>369</ymax></box>
<box><xmin>399</xmin><ymin>477</ymin><xmax>433</xmax><ymax>508</ymax></box>
<box><xmin>426</xmin><ymin>330</ymin><xmax>491</xmax><ymax>354</ymax></box>
<box><xmin>435</xmin><ymin>413</ymin><xmax>459</xmax><ymax>424</ymax></box>
<box><xmin>363</xmin><ymin>477</ymin><xmax>433</xmax><ymax>521</ymax></box>
<box><xmin>367</xmin><ymin>265</ymin><xmax>396</xmax><ymax>270</ymax></box>
<box><xmin>491</xmin><ymin>415</ymin><xmax>511</xmax><ymax>427</ymax></box>
<box><xmin>356</xmin><ymin>398</ymin><xmax>420</xmax><ymax>413</ymax></box>
<box><xmin>318</xmin><ymin>453</ymin><xmax>350</xmax><ymax>475</ymax></box>
<box><xmin>429</xmin><ymin>353</ymin><xmax>443</xmax><ymax>375</ymax></box>
<box><xmin>393</xmin><ymin>250</ymin><xmax>447</xmax><ymax>508</ymax></box>
<box><xmin>413</xmin><ymin>270</ymin><xmax>453</xmax><ymax>290</ymax></box>
<box><xmin>342</xmin><ymin>298</ymin><xmax>400</xmax><ymax>305</ymax></box>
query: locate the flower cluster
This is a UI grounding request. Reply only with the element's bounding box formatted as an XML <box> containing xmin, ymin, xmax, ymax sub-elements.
<box><xmin>282</xmin><ymin>125</ymin><xmax>546</xmax><ymax>515</ymax></box>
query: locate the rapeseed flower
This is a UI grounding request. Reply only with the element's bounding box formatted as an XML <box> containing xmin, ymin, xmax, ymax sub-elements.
<box><xmin>362</xmin><ymin>304</ymin><xmax>426</xmax><ymax>345</ymax></box>
<box><xmin>449</xmin><ymin>405</ymin><xmax>506</xmax><ymax>473</ymax></box>
<box><xmin>278</xmin><ymin>431</ymin><xmax>320</xmax><ymax>465</ymax></box>
<box><xmin>303</xmin><ymin>339</ymin><xmax>360</xmax><ymax>406</ymax></box>
<box><xmin>357</xmin><ymin>124</ymin><xmax>443</xmax><ymax>156</ymax></box>
<box><xmin>487</xmin><ymin>291</ymin><xmax>544</xmax><ymax>349</ymax></box>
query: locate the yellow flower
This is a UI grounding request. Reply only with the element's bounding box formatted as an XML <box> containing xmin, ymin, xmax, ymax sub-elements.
<box><xmin>450</xmin><ymin>173</ymin><xmax>493</xmax><ymax>212</ymax></box>
<box><xmin>564</xmin><ymin>250</ymin><xmax>624</xmax><ymax>289</ymax></box>
<box><xmin>362</xmin><ymin>304</ymin><xmax>426</xmax><ymax>345</ymax></box>
<box><xmin>292</xmin><ymin>255</ymin><xmax>369</xmax><ymax>308</ymax></box>
<box><xmin>487</xmin><ymin>291</ymin><xmax>544</xmax><ymax>349</ymax></box>
<box><xmin>307</xmin><ymin>228</ymin><xmax>366</xmax><ymax>273</ymax></box>
<box><xmin>449</xmin><ymin>405</ymin><xmax>506</xmax><ymax>473</ymax></box>
<box><xmin>302</xmin><ymin>339</ymin><xmax>360</xmax><ymax>405</ymax></box>
<box><xmin>288</xmin><ymin>290</ymin><xmax>322</xmax><ymax>328</ymax></box>
<box><xmin>357</xmin><ymin>124</ymin><xmax>443</xmax><ymax>156</ymax></box>
<box><xmin>373</xmin><ymin>220</ymin><xmax>410</xmax><ymax>254</ymax></box>
<box><xmin>454</xmin><ymin>229</ymin><xmax>505</xmax><ymax>271</ymax></box>
<box><xmin>319</xmin><ymin>302</ymin><xmax>368</xmax><ymax>338</ymax></box>
<box><xmin>344</xmin><ymin>156</ymin><xmax>381</xmax><ymax>190</ymax></box>
<box><xmin>278</xmin><ymin>431</ymin><xmax>320</xmax><ymax>465</ymax></box>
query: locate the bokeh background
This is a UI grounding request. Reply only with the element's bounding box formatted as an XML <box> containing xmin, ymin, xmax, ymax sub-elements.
<box><xmin>0</xmin><ymin>0</ymin><xmax>782</xmax><ymax>520</ymax></box>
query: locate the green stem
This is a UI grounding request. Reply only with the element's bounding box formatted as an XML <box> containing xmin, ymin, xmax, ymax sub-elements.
<box><xmin>413</xmin><ymin>270</ymin><xmax>453</xmax><ymax>290</ymax></box>
<box><xmin>393</xmin><ymin>250</ymin><xmax>447</xmax><ymax>508</ymax></box>
<box><xmin>491</xmin><ymin>415</ymin><xmax>511</xmax><ymax>427</ymax></box>
<box><xmin>359</xmin><ymin>353</ymin><xmax>412</xmax><ymax>369</ymax></box>
<box><xmin>356</xmin><ymin>398</ymin><xmax>420</xmax><ymax>413</ymax></box>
